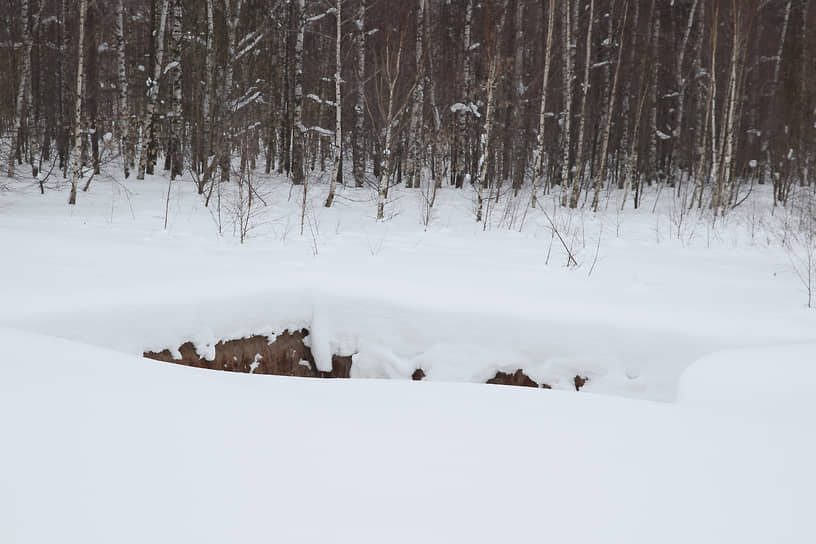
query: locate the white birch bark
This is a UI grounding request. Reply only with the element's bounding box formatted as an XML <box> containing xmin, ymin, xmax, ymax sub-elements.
<box><xmin>169</xmin><ymin>0</ymin><xmax>183</xmax><ymax>179</ymax></box>
<box><xmin>569</xmin><ymin>0</ymin><xmax>594</xmax><ymax>208</ymax></box>
<box><xmin>353</xmin><ymin>0</ymin><xmax>366</xmax><ymax>187</ymax></box>
<box><xmin>69</xmin><ymin>0</ymin><xmax>87</xmax><ymax>205</ymax></box>
<box><xmin>559</xmin><ymin>0</ymin><xmax>573</xmax><ymax>206</ymax></box>
<box><xmin>531</xmin><ymin>0</ymin><xmax>556</xmax><ymax>208</ymax></box>
<box><xmin>292</xmin><ymin>0</ymin><xmax>306</xmax><ymax>186</ymax></box>
<box><xmin>115</xmin><ymin>0</ymin><xmax>131</xmax><ymax>178</ymax></box>
<box><xmin>8</xmin><ymin>0</ymin><xmax>32</xmax><ymax>178</ymax></box>
<box><xmin>647</xmin><ymin>2</ymin><xmax>660</xmax><ymax>185</ymax></box>
<box><xmin>406</xmin><ymin>0</ymin><xmax>425</xmax><ymax>189</ymax></box>
<box><xmin>325</xmin><ymin>0</ymin><xmax>342</xmax><ymax>207</ymax></box>
<box><xmin>202</xmin><ymin>0</ymin><xmax>214</xmax><ymax>173</ymax></box>
<box><xmin>476</xmin><ymin>57</ymin><xmax>498</xmax><ymax>223</ymax></box>
<box><xmin>592</xmin><ymin>0</ymin><xmax>629</xmax><ymax>212</ymax></box>
<box><xmin>136</xmin><ymin>0</ymin><xmax>170</xmax><ymax>180</ymax></box>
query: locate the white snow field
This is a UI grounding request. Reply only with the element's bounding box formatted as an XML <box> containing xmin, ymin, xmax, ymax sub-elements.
<box><xmin>1</xmin><ymin>328</ymin><xmax>814</xmax><ymax>544</ymax></box>
<box><xmin>1</xmin><ymin>172</ymin><xmax>815</xmax><ymax>542</ymax></box>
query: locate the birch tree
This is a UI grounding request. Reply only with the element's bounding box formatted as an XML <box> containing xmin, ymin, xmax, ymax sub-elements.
<box><xmin>559</xmin><ymin>0</ymin><xmax>574</xmax><ymax>206</ymax></box>
<box><xmin>406</xmin><ymin>0</ymin><xmax>425</xmax><ymax>190</ymax></box>
<box><xmin>568</xmin><ymin>0</ymin><xmax>595</xmax><ymax>208</ymax></box>
<box><xmin>8</xmin><ymin>0</ymin><xmax>33</xmax><ymax>178</ymax></box>
<box><xmin>137</xmin><ymin>0</ymin><xmax>170</xmax><ymax>180</ymax></box>
<box><xmin>68</xmin><ymin>0</ymin><xmax>87</xmax><ymax>205</ymax></box>
<box><xmin>292</xmin><ymin>0</ymin><xmax>306</xmax><ymax>186</ymax></box>
<box><xmin>200</xmin><ymin>0</ymin><xmax>215</xmax><ymax>191</ymax></box>
<box><xmin>115</xmin><ymin>0</ymin><xmax>131</xmax><ymax>178</ymax></box>
<box><xmin>168</xmin><ymin>0</ymin><xmax>183</xmax><ymax>180</ymax></box>
<box><xmin>592</xmin><ymin>0</ymin><xmax>629</xmax><ymax>212</ymax></box>
<box><xmin>531</xmin><ymin>0</ymin><xmax>556</xmax><ymax>208</ymax></box>
<box><xmin>352</xmin><ymin>0</ymin><xmax>366</xmax><ymax>187</ymax></box>
<box><xmin>325</xmin><ymin>0</ymin><xmax>342</xmax><ymax>207</ymax></box>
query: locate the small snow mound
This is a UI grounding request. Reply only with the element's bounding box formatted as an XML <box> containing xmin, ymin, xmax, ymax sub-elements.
<box><xmin>677</xmin><ymin>344</ymin><xmax>816</xmax><ymax>420</ymax></box>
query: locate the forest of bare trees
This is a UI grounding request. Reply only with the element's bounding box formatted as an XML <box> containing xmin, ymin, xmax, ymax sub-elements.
<box><xmin>1</xmin><ymin>0</ymin><xmax>814</xmax><ymax>215</ymax></box>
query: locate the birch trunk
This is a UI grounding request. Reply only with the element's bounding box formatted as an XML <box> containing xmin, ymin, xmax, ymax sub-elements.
<box><xmin>115</xmin><ymin>0</ymin><xmax>131</xmax><ymax>178</ymax></box>
<box><xmin>454</xmin><ymin>0</ymin><xmax>474</xmax><ymax>188</ymax></box>
<box><xmin>592</xmin><ymin>0</ymin><xmax>629</xmax><ymax>212</ymax></box>
<box><xmin>511</xmin><ymin>0</ymin><xmax>525</xmax><ymax>192</ymax></box>
<box><xmin>476</xmin><ymin>57</ymin><xmax>498</xmax><ymax>222</ymax></box>
<box><xmin>766</xmin><ymin>0</ymin><xmax>791</xmax><ymax>199</ymax></box>
<box><xmin>707</xmin><ymin>7</ymin><xmax>721</xmax><ymax>210</ymax></box>
<box><xmin>291</xmin><ymin>0</ymin><xmax>306</xmax><ymax>186</ymax></box>
<box><xmin>136</xmin><ymin>0</ymin><xmax>169</xmax><ymax>180</ymax></box>
<box><xmin>200</xmin><ymin>0</ymin><xmax>214</xmax><ymax>187</ymax></box>
<box><xmin>716</xmin><ymin>6</ymin><xmax>740</xmax><ymax>213</ymax></box>
<box><xmin>169</xmin><ymin>0</ymin><xmax>183</xmax><ymax>179</ymax></box>
<box><xmin>8</xmin><ymin>0</ymin><xmax>32</xmax><ymax>178</ymax></box>
<box><xmin>569</xmin><ymin>0</ymin><xmax>594</xmax><ymax>208</ymax></box>
<box><xmin>647</xmin><ymin>2</ymin><xmax>660</xmax><ymax>185</ymax></box>
<box><xmin>352</xmin><ymin>0</ymin><xmax>366</xmax><ymax>187</ymax></box>
<box><xmin>220</xmin><ymin>0</ymin><xmax>243</xmax><ymax>183</ymax></box>
<box><xmin>531</xmin><ymin>0</ymin><xmax>556</xmax><ymax>208</ymax></box>
<box><xmin>376</xmin><ymin>34</ymin><xmax>405</xmax><ymax>220</ymax></box>
<box><xmin>406</xmin><ymin>0</ymin><xmax>425</xmax><ymax>189</ymax></box>
<box><xmin>325</xmin><ymin>0</ymin><xmax>342</xmax><ymax>207</ymax></box>
<box><xmin>69</xmin><ymin>0</ymin><xmax>87</xmax><ymax>205</ymax></box>
<box><xmin>559</xmin><ymin>0</ymin><xmax>573</xmax><ymax>206</ymax></box>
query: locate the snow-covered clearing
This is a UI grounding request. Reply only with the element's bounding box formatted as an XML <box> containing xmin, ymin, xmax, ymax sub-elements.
<box><xmin>1</xmin><ymin>171</ymin><xmax>814</xmax><ymax>399</ymax></box>
<box><xmin>1</xmin><ymin>170</ymin><xmax>815</xmax><ymax>542</ymax></box>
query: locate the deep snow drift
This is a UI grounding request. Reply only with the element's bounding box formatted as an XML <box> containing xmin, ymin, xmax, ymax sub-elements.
<box><xmin>1</xmin><ymin>170</ymin><xmax>815</xmax><ymax>542</ymax></box>
<box><xmin>1</xmin><ymin>172</ymin><xmax>815</xmax><ymax>400</ymax></box>
<box><xmin>1</xmin><ymin>327</ymin><xmax>814</xmax><ymax>544</ymax></box>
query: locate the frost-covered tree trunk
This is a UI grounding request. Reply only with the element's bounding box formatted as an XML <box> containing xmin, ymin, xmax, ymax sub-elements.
<box><xmin>559</xmin><ymin>0</ymin><xmax>573</xmax><ymax>206</ymax></box>
<box><xmin>592</xmin><ymin>0</ymin><xmax>629</xmax><ymax>212</ymax></box>
<box><xmin>352</xmin><ymin>0</ymin><xmax>366</xmax><ymax>187</ymax></box>
<box><xmin>406</xmin><ymin>0</ymin><xmax>425</xmax><ymax>189</ymax></box>
<box><xmin>325</xmin><ymin>0</ymin><xmax>342</xmax><ymax>208</ymax></box>
<box><xmin>8</xmin><ymin>0</ymin><xmax>32</xmax><ymax>178</ymax></box>
<box><xmin>69</xmin><ymin>0</ymin><xmax>87</xmax><ymax>205</ymax></box>
<box><xmin>531</xmin><ymin>0</ymin><xmax>556</xmax><ymax>208</ymax></box>
<box><xmin>115</xmin><ymin>0</ymin><xmax>131</xmax><ymax>178</ymax></box>
<box><xmin>292</xmin><ymin>0</ymin><xmax>306</xmax><ymax>186</ymax></box>
<box><xmin>569</xmin><ymin>0</ymin><xmax>594</xmax><ymax>208</ymax></box>
<box><xmin>168</xmin><ymin>0</ymin><xmax>183</xmax><ymax>180</ymax></box>
<box><xmin>137</xmin><ymin>0</ymin><xmax>169</xmax><ymax>180</ymax></box>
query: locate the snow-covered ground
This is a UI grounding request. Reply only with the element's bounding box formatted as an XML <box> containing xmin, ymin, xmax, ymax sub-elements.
<box><xmin>1</xmin><ymin>171</ymin><xmax>814</xmax><ymax>399</ymax></box>
<box><xmin>1</xmin><ymin>170</ymin><xmax>815</xmax><ymax>542</ymax></box>
<box><xmin>1</xmin><ymin>327</ymin><xmax>814</xmax><ymax>543</ymax></box>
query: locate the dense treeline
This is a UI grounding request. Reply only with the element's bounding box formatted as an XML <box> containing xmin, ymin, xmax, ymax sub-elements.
<box><xmin>1</xmin><ymin>0</ymin><xmax>814</xmax><ymax>216</ymax></box>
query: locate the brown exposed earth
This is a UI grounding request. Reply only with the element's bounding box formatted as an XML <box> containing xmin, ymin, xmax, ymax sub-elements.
<box><xmin>144</xmin><ymin>329</ymin><xmax>352</xmax><ymax>378</ymax></box>
<box><xmin>144</xmin><ymin>329</ymin><xmax>587</xmax><ymax>391</ymax></box>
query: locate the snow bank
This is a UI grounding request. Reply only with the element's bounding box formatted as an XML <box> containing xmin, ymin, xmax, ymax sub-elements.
<box><xmin>678</xmin><ymin>344</ymin><xmax>816</xmax><ymax>420</ymax></box>
<box><xmin>1</xmin><ymin>327</ymin><xmax>814</xmax><ymax>544</ymax></box>
<box><xmin>1</xmin><ymin>176</ymin><xmax>815</xmax><ymax>400</ymax></box>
